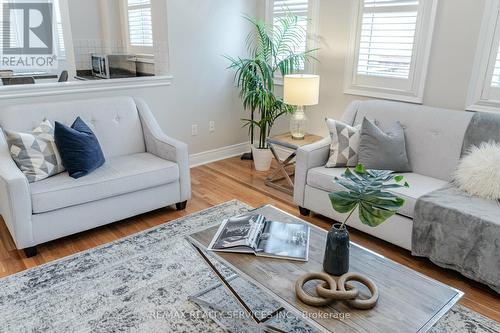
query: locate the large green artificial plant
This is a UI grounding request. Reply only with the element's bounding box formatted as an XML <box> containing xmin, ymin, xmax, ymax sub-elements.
<box><xmin>225</xmin><ymin>13</ymin><xmax>317</xmax><ymax>149</ymax></box>
<box><xmin>329</xmin><ymin>165</ymin><xmax>410</xmax><ymax>229</ymax></box>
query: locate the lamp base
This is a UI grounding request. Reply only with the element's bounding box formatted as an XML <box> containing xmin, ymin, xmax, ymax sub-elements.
<box><xmin>292</xmin><ymin>134</ymin><xmax>306</xmax><ymax>140</ymax></box>
<box><xmin>290</xmin><ymin>106</ymin><xmax>308</xmax><ymax>140</ymax></box>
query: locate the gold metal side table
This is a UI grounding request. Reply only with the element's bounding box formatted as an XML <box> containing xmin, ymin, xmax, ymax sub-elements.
<box><xmin>265</xmin><ymin>133</ymin><xmax>323</xmax><ymax>195</ymax></box>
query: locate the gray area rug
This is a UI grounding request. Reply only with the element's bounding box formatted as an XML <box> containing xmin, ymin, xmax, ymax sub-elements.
<box><xmin>0</xmin><ymin>200</ymin><xmax>498</xmax><ymax>332</ymax></box>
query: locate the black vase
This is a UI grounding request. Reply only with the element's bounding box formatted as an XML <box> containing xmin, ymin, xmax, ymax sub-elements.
<box><xmin>323</xmin><ymin>223</ymin><xmax>349</xmax><ymax>275</ymax></box>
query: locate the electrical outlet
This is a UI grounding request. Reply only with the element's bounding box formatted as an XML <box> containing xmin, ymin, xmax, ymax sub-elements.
<box><xmin>209</xmin><ymin>121</ymin><xmax>215</xmax><ymax>133</ymax></box>
<box><xmin>191</xmin><ymin>124</ymin><xmax>198</xmax><ymax>136</ymax></box>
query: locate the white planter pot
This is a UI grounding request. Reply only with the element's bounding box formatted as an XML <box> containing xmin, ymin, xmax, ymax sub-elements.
<box><xmin>251</xmin><ymin>145</ymin><xmax>273</xmax><ymax>171</ymax></box>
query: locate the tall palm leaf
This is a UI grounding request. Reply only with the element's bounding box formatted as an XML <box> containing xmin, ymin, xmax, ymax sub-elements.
<box><xmin>225</xmin><ymin>12</ymin><xmax>318</xmax><ymax>149</ymax></box>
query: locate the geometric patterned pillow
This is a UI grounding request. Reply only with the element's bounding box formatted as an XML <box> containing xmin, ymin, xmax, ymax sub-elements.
<box><xmin>325</xmin><ymin>118</ymin><xmax>361</xmax><ymax>168</ymax></box>
<box><xmin>4</xmin><ymin>119</ymin><xmax>65</xmax><ymax>182</ymax></box>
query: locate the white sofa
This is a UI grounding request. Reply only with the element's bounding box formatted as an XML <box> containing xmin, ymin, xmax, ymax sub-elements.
<box><xmin>0</xmin><ymin>96</ymin><xmax>191</xmax><ymax>256</ymax></box>
<box><xmin>294</xmin><ymin>100</ymin><xmax>474</xmax><ymax>250</ymax></box>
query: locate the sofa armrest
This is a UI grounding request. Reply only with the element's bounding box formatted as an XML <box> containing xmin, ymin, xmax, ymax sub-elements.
<box><xmin>294</xmin><ymin>136</ymin><xmax>331</xmax><ymax>207</ymax></box>
<box><xmin>0</xmin><ymin>134</ymin><xmax>33</xmax><ymax>249</ymax></box>
<box><xmin>135</xmin><ymin>98</ymin><xmax>191</xmax><ymax>202</ymax></box>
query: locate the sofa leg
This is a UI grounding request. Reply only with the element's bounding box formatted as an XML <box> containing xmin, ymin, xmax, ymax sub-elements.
<box><xmin>299</xmin><ymin>206</ymin><xmax>310</xmax><ymax>216</ymax></box>
<box><xmin>23</xmin><ymin>246</ymin><xmax>37</xmax><ymax>258</ymax></box>
<box><xmin>176</xmin><ymin>201</ymin><xmax>187</xmax><ymax>211</ymax></box>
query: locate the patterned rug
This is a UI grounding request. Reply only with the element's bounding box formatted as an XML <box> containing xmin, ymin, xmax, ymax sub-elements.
<box><xmin>0</xmin><ymin>200</ymin><xmax>498</xmax><ymax>332</ymax></box>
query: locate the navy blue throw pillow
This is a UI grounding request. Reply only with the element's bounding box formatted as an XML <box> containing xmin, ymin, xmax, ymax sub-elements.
<box><xmin>54</xmin><ymin>117</ymin><xmax>105</xmax><ymax>179</ymax></box>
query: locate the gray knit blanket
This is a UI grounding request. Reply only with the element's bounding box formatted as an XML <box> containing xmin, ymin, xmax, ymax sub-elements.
<box><xmin>412</xmin><ymin>112</ymin><xmax>500</xmax><ymax>293</ymax></box>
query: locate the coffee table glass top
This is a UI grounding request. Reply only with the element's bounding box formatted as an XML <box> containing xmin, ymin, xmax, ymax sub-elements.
<box><xmin>187</xmin><ymin>205</ymin><xmax>463</xmax><ymax>333</ymax></box>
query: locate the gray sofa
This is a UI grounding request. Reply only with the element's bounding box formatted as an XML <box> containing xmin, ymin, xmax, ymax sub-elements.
<box><xmin>294</xmin><ymin>100</ymin><xmax>500</xmax><ymax>291</ymax></box>
<box><xmin>0</xmin><ymin>96</ymin><xmax>191</xmax><ymax>256</ymax></box>
<box><xmin>294</xmin><ymin>100</ymin><xmax>475</xmax><ymax>250</ymax></box>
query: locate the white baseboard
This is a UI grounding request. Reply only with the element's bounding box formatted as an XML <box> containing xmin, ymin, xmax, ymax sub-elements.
<box><xmin>189</xmin><ymin>142</ymin><xmax>251</xmax><ymax>168</ymax></box>
<box><xmin>189</xmin><ymin>142</ymin><xmax>297</xmax><ymax>168</ymax></box>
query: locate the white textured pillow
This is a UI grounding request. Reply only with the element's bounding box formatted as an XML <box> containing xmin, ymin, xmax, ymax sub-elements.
<box><xmin>454</xmin><ymin>141</ymin><xmax>500</xmax><ymax>200</ymax></box>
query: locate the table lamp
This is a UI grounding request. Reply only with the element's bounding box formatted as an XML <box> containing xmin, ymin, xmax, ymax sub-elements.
<box><xmin>284</xmin><ymin>74</ymin><xmax>320</xmax><ymax>140</ymax></box>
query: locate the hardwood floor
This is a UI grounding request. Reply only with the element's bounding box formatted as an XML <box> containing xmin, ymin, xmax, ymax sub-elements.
<box><xmin>0</xmin><ymin>156</ymin><xmax>498</xmax><ymax>322</ymax></box>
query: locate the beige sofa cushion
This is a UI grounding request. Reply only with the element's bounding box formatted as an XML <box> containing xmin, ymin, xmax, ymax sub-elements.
<box><xmin>306</xmin><ymin>167</ymin><xmax>448</xmax><ymax>218</ymax></box>
<box><xmin>30</xmin><ymin>153</ymin><xmax>179</xmax><ymax>213</ymax></box>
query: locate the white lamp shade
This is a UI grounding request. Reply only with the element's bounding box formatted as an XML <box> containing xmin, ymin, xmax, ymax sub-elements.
<box><xmin>283</xmin><ymin>74</ymin><xmax>320</xmax><ymax>106</ymax></box>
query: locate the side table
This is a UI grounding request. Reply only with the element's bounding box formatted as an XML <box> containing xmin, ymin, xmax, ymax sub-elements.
<box><xmin>265</xmin><ymin>133</ymin><xmax>323</xmax><ymax>195</ymax></box>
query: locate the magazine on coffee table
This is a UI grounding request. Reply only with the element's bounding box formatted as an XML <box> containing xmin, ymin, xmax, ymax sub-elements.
<box><xmin>207</xmin><ymin>213</ymin><xmax>310</xmax><ymax>261</ymax></box>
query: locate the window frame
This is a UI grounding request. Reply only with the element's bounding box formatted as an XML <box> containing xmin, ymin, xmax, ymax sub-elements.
<box><xmin>120</xmin><ymin>0</ymin><xmax>154</xmax><ymax>56</ymax></box>
<box><xmin>344</xmin><ymin>0</ymin><xmax>438</xmax><ymax>103</ymax></box>
<box><xmin>265</xmin><ymin>0</ymin><xmax>321</xmax><ymax>84</ymax></box>
<box><xmin>466</xmin><ymin>0</ymin><xmax>500</xmax><ymax>113</ymax></box>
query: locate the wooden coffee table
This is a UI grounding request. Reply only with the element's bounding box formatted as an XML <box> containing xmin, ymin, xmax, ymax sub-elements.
<box><xmin>188</xmin><ymin>205</ymin><xmax>463</xmax><ymax>333</ymax></box>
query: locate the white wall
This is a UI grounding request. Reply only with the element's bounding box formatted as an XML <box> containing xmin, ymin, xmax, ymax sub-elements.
<box><xmin>3</xmin><ymin>1</ymin><xmax>483</xmax><ymax>156</ymax></box>
<box><xmin>0</xmin><ymin>0</ymin><xmax>260</xmax><ymax>155</ymax></box>
<box><xmin>267</xmin><ymin>0</ymin><xmax>487</xmax><ymax>137</ymax></box>
<box><xmin>161</xmin><ymin>0</ymin><xmax>258</xmax><ymax>152</ymax></box>
<box><xmin>68</xmin><ymin>0</ymin><xmax>102</xmax><ymax>40</ymax></box>
<box><xmin>69</xmin><ymin>0</ymin><xmax>131</xmax><ymax>70</ymax></box>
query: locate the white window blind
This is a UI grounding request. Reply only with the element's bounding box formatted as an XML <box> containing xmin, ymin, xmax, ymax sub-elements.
<box><xmin>0</xmin><ymin>3</ymin><xmax>22</xmax><ymax>49</ymax></box>
<box><xmin>127</xmin><ymin>0</ymin><xmax>153</xmax><ymax>48</ymax></box>
<box><xmin>272</xmin><ymin>0</ymin><xmax>310</xmax><ymax>70</ymax></box>
<box><xmin>358</xmin><ymin>0</ymin><xmax>418</xmax><ymax>79</ymax></box>
<box><xmin>273</xmin><ymin>0</ymin><xmax>309</xmax><ymax>23</ymax></box>
<box><xmin>0</xmin><ymin>1</ymin><xmax>64</xmax><ymax>60</ymax></box>
<box><xmin>345</xmin><ymin>0</ymin><xmax>437</xmax><ymax>103</ymax></box>
<box><xmin>54</xmin><ymin>0</ymin><xmax>65</xmax><ymax>59</ymax></box>
<box><xmin>490</xmin><ymin>44</ymin><xmax>500</xmax><ymax>88</ymax></box>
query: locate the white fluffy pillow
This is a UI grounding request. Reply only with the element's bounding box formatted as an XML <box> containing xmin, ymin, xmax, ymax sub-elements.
<box><xmin>454</xmin><ymin>141</ymin><xmax>500</xmax><ymax>200</ymax></box>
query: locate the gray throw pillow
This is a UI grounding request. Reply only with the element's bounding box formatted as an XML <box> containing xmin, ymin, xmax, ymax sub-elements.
<box><xmin>358</xmin><ymin>117</ymin><xmax>412</xmax><ymax>172</ymax></box>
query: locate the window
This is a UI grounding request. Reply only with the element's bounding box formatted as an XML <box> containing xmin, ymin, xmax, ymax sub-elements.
<box><xmin>0</xmin><ymin>2</ymin><xmax>22</xmax><ymax>50</ymax></box>
<box><xmin>344</xmin><ymin>0</ymin><xmax>437</xmax><ymax>103</ymax></box>
<box><xmin>491</xmin><ymin>45</ymin><xmax>500</xmax><ymax>88</ymax></box>
<box><xmin>124</xmin><ymin>0</ymin><xmax>153</xmax><ymax>54</ymax></box>
<box><xmin>467</xmin><ymin>0</ymin><xmax>500</xmax><ymax>112</ymax></box>
<box><xmin>266</xmin><ymin>0</ymin><xmax>319</xmax><ymax>74</ymax></box>
<box><xmin>54</xmin><ymin>0</ymin><xmax>65</xmax><ymax>59</ymax></box>
<box><xmin>357</xmin><ymin>0</ymin><xmax>418</xmax><ymax>79</ymax></box>
<box><xmin>0</xmin><ymin>0</ymin><xmax>66</xmax><ymax>68</ymax></box>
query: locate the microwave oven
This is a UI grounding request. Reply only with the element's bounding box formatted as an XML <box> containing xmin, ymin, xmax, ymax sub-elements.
<box><xmin>91</xmin><ymin>54</ymin><xmax>137</xmax><ymax>79</ymax></box>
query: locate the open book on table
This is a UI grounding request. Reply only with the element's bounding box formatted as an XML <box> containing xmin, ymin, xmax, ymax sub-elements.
<box><xmin>207</xmin><ymin>213</ymin><xmax>310</xmax><ymax>261</ymax></box>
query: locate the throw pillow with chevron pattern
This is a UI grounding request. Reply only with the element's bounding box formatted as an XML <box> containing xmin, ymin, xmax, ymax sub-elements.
<box><xmin>4</xmin><ymin>120</ymin><xmax>65</xmax><ymax>182</ymax></box>
<box><xmin>325</xmin><ymin>118</ymin><xmax>361</xmax><ymax>168</ymax></box>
